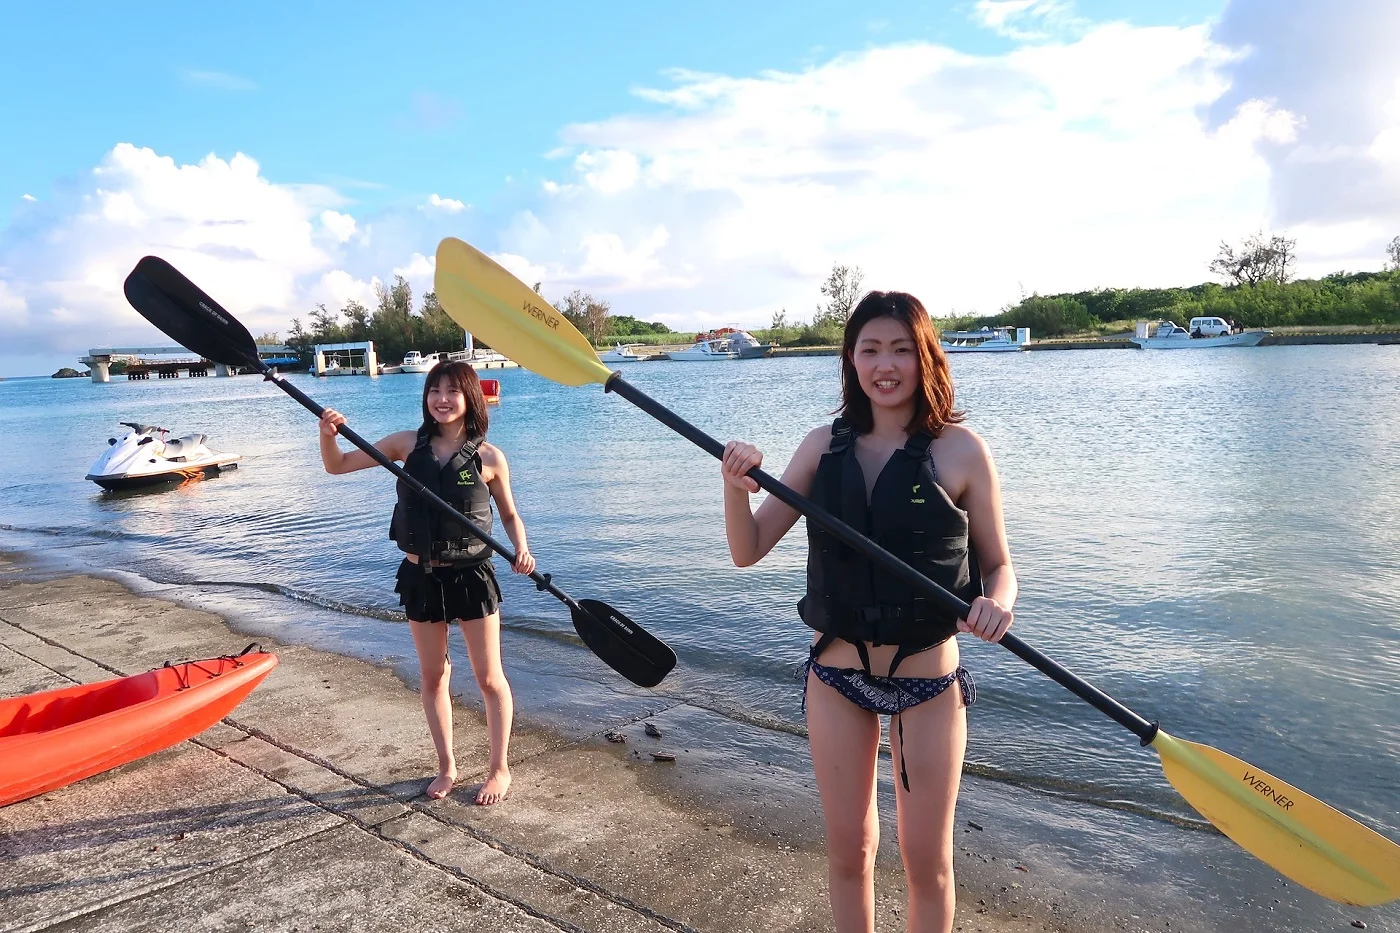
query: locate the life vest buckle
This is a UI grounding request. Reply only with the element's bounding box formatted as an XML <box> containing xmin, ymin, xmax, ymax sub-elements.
<box><xmin>828</xmin><ymin>417</ymin><xmax>854</xmax><ymax>454</ymax></box>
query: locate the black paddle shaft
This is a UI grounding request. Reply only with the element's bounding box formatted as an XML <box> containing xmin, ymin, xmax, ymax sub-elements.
<box><xmin>254</xmin><ymin>364</ymin><xmax>577</xmax><ymax>604</ymax></box>
<box><xmin>256</xmin><ymin>366</ymin><xmax>671</xmax><ymax>684</ymax></box>
<box><xmin>604</xmin><ymin>373</ymin><xmax>1160</xmax><ymax>744</ymax></box>
<box><xmin>120</xmin><ymin>258</ymin><xmax>672</xmax><ymax>674</ymax></box>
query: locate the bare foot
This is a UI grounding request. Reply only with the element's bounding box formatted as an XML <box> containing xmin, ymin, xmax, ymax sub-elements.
<box><xmin>425</xmin><ymin>769</ymin><xmax>458</xmax><ymax>800</ymax></box>
<box><xmin>475</xmin><ymin>768</ymin><xmax>511</xmax><ymax>805</ymax></box>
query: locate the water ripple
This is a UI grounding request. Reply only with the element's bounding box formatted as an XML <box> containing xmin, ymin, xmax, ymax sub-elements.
<box><xmin>2</xmin><ymin>347</ymin><xmax>1397</xmax><ymax>834</ymax></box>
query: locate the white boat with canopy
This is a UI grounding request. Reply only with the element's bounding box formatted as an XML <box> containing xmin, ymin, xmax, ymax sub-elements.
<box><xmin>600</xmin><ymin>343</ymin><xmax>646</xmax><ymax>363</ymax></box>
<box><xmin>940</xmin><ymin>326</ymin><xmax>1029</xmax><ymax>353</ymax></box>
<box><xmin>665</xmin><ymin>337</ymin><xmax>739</xmax><ymax>361</ymax></box>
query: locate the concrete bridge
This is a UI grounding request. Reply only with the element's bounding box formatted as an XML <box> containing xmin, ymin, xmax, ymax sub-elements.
<box><xmin>80</xmin><ymin>345</ymin><xmax>296</xmax><ymax>382</ymax></box>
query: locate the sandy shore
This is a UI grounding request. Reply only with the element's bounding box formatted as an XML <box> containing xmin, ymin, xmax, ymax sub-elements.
<box><xmin>0</xmin><ymin>555</ymin><xmax>1069</xmax><ymax>933</ymax></box>
<box><xmin>1</xmin><ymin>550</ymin><xmax>1385</xmax><ymax>932</ymax></box>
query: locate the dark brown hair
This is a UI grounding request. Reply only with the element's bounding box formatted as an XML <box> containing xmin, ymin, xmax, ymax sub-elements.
<box><xmin>421</xmin><ymin>360</ymin><xmax>489</xmax><ymax>440</ymax></box>
<box><xmin>839</xmin><ymin>291</ymin><xmax>964</xmax><ymax>435</ymax></box>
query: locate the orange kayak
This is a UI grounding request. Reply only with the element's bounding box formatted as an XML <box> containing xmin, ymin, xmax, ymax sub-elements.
<box><xmin>0</xmin><ymin>648</ymin><xmax>277</xmax><ymax>807</ymax></box>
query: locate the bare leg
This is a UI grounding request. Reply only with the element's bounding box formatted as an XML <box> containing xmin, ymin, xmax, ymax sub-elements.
<box><xmin>889</xmin><ymin>686</ymin><xmax>967</xmax><ymax>933</ymax></box>
<box><xmin>408</xmin><ymin>620</ymin><xmax>457</xmax><ymax>799</ymax></box>
<box><xmin>460</xmin><ymin>610</ymin><xmax>513</xmax><ymax>805</ymax></box>
<box><xmin>806</xmin><ymin>670</ymin><xmax>882</xmax><ymax>933</ymax></box>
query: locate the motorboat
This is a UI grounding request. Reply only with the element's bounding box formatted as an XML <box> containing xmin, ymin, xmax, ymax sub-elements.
<box><xmin>729</xmin><ymin>331</ymin><xmax>775</xmax><ymax>359</ymax></box>
<box><xmin>469</xmin><ymin>349</ymin><xmax>511</xmax><ymax>364</ymax></box>
<box><xmin>940</xmin><ymin>326</ymin><xmax>1030</xmax><ymax>353</ymax></box>
<box><xmin>434</xmin><ymin>348</ymin><xmax>517</xmax><ymax>369</ymax></box>
<box><xmin>666</xmin><ymin>337</ymin><xmax>739</xmax><ymax>361</ymax></box>
<box><xmin>1130</xmin><ymin>320</ymin><xmax>1269</xmax><ymax>349</ymax></box>
<box><xmin>86</xmin><ymin>422</ymin><xmax>241</xmax><ymax>490</ymax></box>
<box><xmin>322</xmin><ymin>357</ymin><xmax>364</xmax><ymax>376</ymax></box>
<box><xmin>400</xmin><ymin>350</ymin><xmax>435</xmax><ymax>373</ymax></box>
<box><xmin>599</xmin><ymin>343</ymin><xmax>646</xmax><ymax>363</ymax></box>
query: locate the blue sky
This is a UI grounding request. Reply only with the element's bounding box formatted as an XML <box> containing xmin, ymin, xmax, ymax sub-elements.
<box><xmin>3</xmin><ymin>0</ymin><xmax>1397</xmax><ymax>376</ymax></box>
<box><xmin>2</xmin><ymin>0</ymin><xmax>1222</xmax><ymax>223</ymax></box>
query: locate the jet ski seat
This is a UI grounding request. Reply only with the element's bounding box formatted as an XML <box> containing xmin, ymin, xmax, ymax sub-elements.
<box><xmin>162</xmin><ymin>434</ymin><xmax>209</xmax><ymax>460</ymax></box>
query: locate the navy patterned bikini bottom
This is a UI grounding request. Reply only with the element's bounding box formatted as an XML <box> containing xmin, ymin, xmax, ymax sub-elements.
<box><xmin>799</xmin><ymin>644</ymin><xmax>976</xmax><ymax>791</ymax></box>
<box><xmin>801</xmin><ymin>650</ymin><xmax>976</xmax><ymax>716</ymax></box>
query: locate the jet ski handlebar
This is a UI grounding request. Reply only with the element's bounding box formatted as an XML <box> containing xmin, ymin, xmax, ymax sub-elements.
<box><xmin>119</xmin><ymin>421</ymin><xmax>168</xmax><ymax>435</ymax></box>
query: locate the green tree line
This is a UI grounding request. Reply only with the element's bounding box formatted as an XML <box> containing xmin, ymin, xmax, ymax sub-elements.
<box><xmin>271</xmin><ymin>276</ymin><xmax>676</xmax><ymax>361</ymax></box>
<box><xmin>940</xmin><ymin>233</ymin><xmax>1400</xmax><ymax>338</ymax></box>
<box><xmin>939</xmin><ymin>270</ymin><xmax>1400</xmax><ymax>339</ymax></box>
<box><xmin>275</xmin><ymin>276</ymin><xmax>477</xmax><ymax>365</ymax></box>
<box><xmin>550</xmin><ymin>286</ymin><xmax>673</xmax><ymax>344</ymax></box>
<box><xmin>273</xmin><ymin>233</ymin><xmax>1400</xmax><ymax>358</ymax></box>
<box><xmin>781</xmin><ymin>235</ymin><xmax>1400</xmax><ymax>341</ymax></box>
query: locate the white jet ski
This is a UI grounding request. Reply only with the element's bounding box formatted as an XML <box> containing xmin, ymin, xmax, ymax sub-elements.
<box><xmin>86</xmin><ymin>422</ymin><xmax>242</xmax><ymax>490</ymax></box>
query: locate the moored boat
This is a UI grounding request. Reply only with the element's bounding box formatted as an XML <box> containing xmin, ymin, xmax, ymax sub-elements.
<box><xmin>599</xmin><ymin>343</ymin><xmax>645</xmax><ymax>363</ymax></box>
<box><xmin>940</xmin><ymin>326</ymin><xmax>1029</xmax><ymax>353</ymax></box>
<box><xmin>467</xmin><ymin>349</ymin><xmax>511</xmax><ymax>364</ymax></box>
<box><xmin>399</xmin><ymin>350</ymin><xmax>435</xmax><ymax>373</ymax></box>
<box><xmin>436</xmin><ymin>348</ymin><xmax>518</xmax><ymax>369</ymax></box>
<box><xmin>666</xmin><ymin>337</ymin><xmax>739</xmax><ymax>361</ymax></box>
<box><xmin>1130</xmin><ymin>320</ymin><xmax>1269</xmax><ymax>349</ymax></box>
<box><xmin>730</xmin><ymin>330</ymin><xmax>776</xmax><ymax>359</ymax></box>
<box><xmin>0</xmin><ymin>648</ymin><xmax>278</xmax><ymax>807</ymax></box>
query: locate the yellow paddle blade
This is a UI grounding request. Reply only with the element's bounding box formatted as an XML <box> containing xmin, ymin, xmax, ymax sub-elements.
<box><xmin>1151</xmin><ymin>731</ymin><xmax>1400</xmax><ymax>906</ymax></box>
<box><xmin>433</xmin><ymin>237</ymin><xmax>614</xmax><ymax>388</ymax></box>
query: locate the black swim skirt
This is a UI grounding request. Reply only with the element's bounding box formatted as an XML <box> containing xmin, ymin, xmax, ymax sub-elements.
<box><xmin>395</xmin><ymin>557</ymin><xmax>501</xmax><ymax>623</ymax></box>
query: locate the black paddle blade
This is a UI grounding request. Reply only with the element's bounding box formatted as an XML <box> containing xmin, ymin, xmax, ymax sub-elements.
<box><xmin>123</xmin><ymin>257</ymin><xmax>260</xmax><ymax>368</ymax></box>
<box><xmin>571</xmin><ymin>599</ymin><xmax>676</xmax><ymax>689</ymax></box>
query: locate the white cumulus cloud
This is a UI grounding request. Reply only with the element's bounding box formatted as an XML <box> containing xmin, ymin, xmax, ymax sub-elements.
<box><xmin>1207</xmin><ymin>0</ymin><xmax>1400</xmax><ymax>264</ymax></box>
<box><xmin>318</xmin><ymin>269</ymin><xmax>379</xmax><ymax>312</ymax></box>
<box><xmin>425</xmin><ymin>193</ymin><xmax>467</xmax><ymax>213</ymax></box>
<box><xmin>497</xmin><ymin>21</ymin><xmax>1326</xmax><ymax>332</ymax></box>
<box><xmin>574</xmin><ymin>150</ymin><xmax>642</xmax><ymax>194</ymax></box>
<box><xmin>0</xmin><ymin>144</ymin><xmax>449</xmax><ymax>373</ymax></box>
<box><xmin>0</xmin><ymin>280</ymin><xmax>28</xmax><ymax>322</ymax></box>
<box><xmin>973</xmin><ymin>0</ymin><xmax>1079</xmax><ymax>41</ymax></box>
<box><xmin>392</xmin><ymin>252</ymin><xmax>437</xmax><ymax>298</ymax></box>
<box><xmin>320</xmin><ymin>210</ymin><xmax>358</xmax><ymax>243</ymax></box>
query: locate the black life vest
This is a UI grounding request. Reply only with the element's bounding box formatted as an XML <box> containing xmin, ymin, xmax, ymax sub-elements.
<box><xmin>799</xmin><ymin>418</ymin><xmax>981</xmax><ymax>657</ymax></box>
<box><xmin>389</xmin><ymin>427</ymin><xmax>493</xmax><ymax>565</ymax></box>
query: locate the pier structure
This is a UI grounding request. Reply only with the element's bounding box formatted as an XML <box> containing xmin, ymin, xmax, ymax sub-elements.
<box><xmin>81</xmin><ymin>345</ymin><xmax>297</xmax><ymax>382</ymax></box>
<box><xmin>312</xmin><ymin>341</ymin><xmax>378</xmax><ymax>377</ymax></box>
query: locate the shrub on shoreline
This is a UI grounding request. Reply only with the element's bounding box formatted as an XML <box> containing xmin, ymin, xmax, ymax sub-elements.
<box><xmin>935</xmin><ymin>271</ymin><xmax>1400</xmax><ymax>339</ymax></box>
